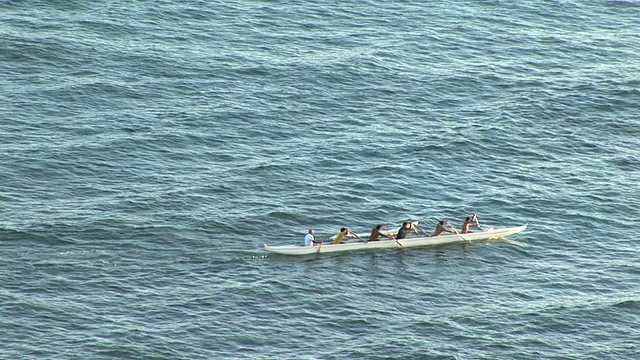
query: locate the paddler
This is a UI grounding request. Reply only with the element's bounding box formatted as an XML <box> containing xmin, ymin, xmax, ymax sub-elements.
<box><xmin>304</xmin><ymin>229</ymin><xmax>321</xmax><ymax>246</ymax></box>
<box><xmin>461</xmin><ymin>216</ymin><xmax>479</xmax><ymax>234</ymax></box>
<box><xmin>369</xmin><ymin>224</ymin><xmax>392</xmax><ymax>241</ymax></box>
<box><xmin>396</xmin><ymin>221</ymin><xmax>412</xmax><ymax>240</ymax></box>
<box><xmin>433</xmin><ymin>220</ymin><xmax>454</xmax><ymax>236</ymax></box>
<box><xmin>333</xmin><ymin>227</ymin><xmax>359</xmax><ymax>244</ymax></box>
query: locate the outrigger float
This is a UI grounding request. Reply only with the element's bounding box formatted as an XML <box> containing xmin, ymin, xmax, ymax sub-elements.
<box><xmin>264</xmin><ymin>224</ymin><xmax>527</xmax><ymax>256</ymax></box>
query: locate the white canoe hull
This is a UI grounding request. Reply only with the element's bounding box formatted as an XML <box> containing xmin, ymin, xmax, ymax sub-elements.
<box><xmin>264</xmin><ymin>224</ymin><xmax>527</xmax><ymax>256</ymax></box>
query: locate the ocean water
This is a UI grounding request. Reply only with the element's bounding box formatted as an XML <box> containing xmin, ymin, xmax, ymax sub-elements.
<box><xmin>1</xmin><ymin>1</ymin><xmax>639</xmax><ymax>359</ymax></box>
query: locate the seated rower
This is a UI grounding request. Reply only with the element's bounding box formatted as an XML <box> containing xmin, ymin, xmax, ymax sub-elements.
<box><xmin>433</xmin><ymin>221</ymin><xmax>454</xmax><ymax>236</ymax></box>
<box><xmin>304</xmin><ymin>229</ymin><xmax>321</xmax><ymax>246</ymax></box>
<box><xmin>396</xmin><ymin>221</ymin><xmax>412</xmax><ymax>240</ymax></box>
<box><xmin>461</xmin><ymin>217</ymin><xmax>479</xmax><ymax>234</ymax></box>
<box><xmin>333</xmin><ymin>227</ymin><xmax>358</xmax><ymax>244</ymax></box>
<box><xmin>369</xmin><ymin>224</ymin><xmax>392</xmax><ymax>241</ymax></box>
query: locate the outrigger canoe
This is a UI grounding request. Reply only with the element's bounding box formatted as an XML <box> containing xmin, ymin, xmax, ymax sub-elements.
<box><xmin>264</xmin><ymin>224</ymin><xmax>527</xmax><ymax>256</ymax></box>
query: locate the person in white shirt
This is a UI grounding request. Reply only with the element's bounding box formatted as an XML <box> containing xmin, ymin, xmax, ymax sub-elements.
<box><xmin>304</xmin><ymin>229</ymin><xmax>319</xmax><ymax>246</ymax></box>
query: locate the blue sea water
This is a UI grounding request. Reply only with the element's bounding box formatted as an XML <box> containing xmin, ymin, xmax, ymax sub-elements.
<box><xmin>1</xmin><ymin>1</ymin><xmax>639</xmax><ymax>359</ymax></box>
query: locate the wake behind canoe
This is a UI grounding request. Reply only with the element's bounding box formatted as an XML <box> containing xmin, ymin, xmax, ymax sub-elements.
<box><xmin>264</xmin><ymin>224</ymin><xmax>527</xmax><ymax>256</ymax></box>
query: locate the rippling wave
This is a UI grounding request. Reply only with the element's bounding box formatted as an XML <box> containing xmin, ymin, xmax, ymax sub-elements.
<box><xmin>1</xmin><ymin>0</ymin><xmax>639</xmax><ymax>358</ymax></box>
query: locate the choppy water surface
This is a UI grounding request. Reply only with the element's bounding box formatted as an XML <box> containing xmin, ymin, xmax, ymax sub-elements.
<box><xmin>1</xmin><ymin>1</ymin><xmax>639</xmax><ymax>359</ymax></box>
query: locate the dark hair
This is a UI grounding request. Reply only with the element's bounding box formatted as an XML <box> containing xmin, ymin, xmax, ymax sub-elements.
<box><xmin>376</xmin><ymin>224</ymin><xmax>383</xmax><ymax>229</ymax></box>
<box><xmin>465</xmin><ymin>217</ymin><xmax>470</xmax><ymax>222</ymax></box>
<box><xmin>340</xmin><ymin>227</ymin><xmax>346</xmax><ymax>232</ymax></box>
<box><xmin>439</xmin><ymin>220</ymin><xmax>444</xmax><ymax>225</ymax></box>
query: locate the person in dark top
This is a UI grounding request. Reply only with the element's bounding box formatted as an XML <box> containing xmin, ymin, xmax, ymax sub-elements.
<box><xmin>369</xmin><ymin>224</ymin><xmax>392</xmax><ymax>241</ymax></box>
<box><xmin>396</xmin><ymin>221</ymin><xmax>411</xmax><ymax>240</ymax></box>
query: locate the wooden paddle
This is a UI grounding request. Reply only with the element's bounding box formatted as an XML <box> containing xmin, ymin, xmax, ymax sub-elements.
<box><xmin>316</xmin><ymin>240</ymin><xmax>323</xmax><ymax>254</ymax></box>
<box><xmin>389</xmin><ymin>234</ymin><xmax>403</xmax><ymax>247</ymax></box>
<box><xmin>449</xmin><ymin>226</ymin><xmax>469</xmax><ymax>243</ymax></box>
<box><xmin>413</xmin><ymin>223</ymin><xmax>428</xmax><ymax>236</ymax></box>
<box><xmin>343</xmin><ymin>230</ymin><xmax>365</xmax><ymax>243</ymax></box>
<box><xmin>380</xmin><ymin>224</ymin><xmax>403</xmax><ymax>246</ymax></box>
<box><xmin>472</xmin><ymin>214</ymin><xmax>482</xmax><ymax>229</ymax></box>
<box><xmin>352</xmin><ymin>232</ymin><xmax>365</xmax><ymax>242</ymax></box>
